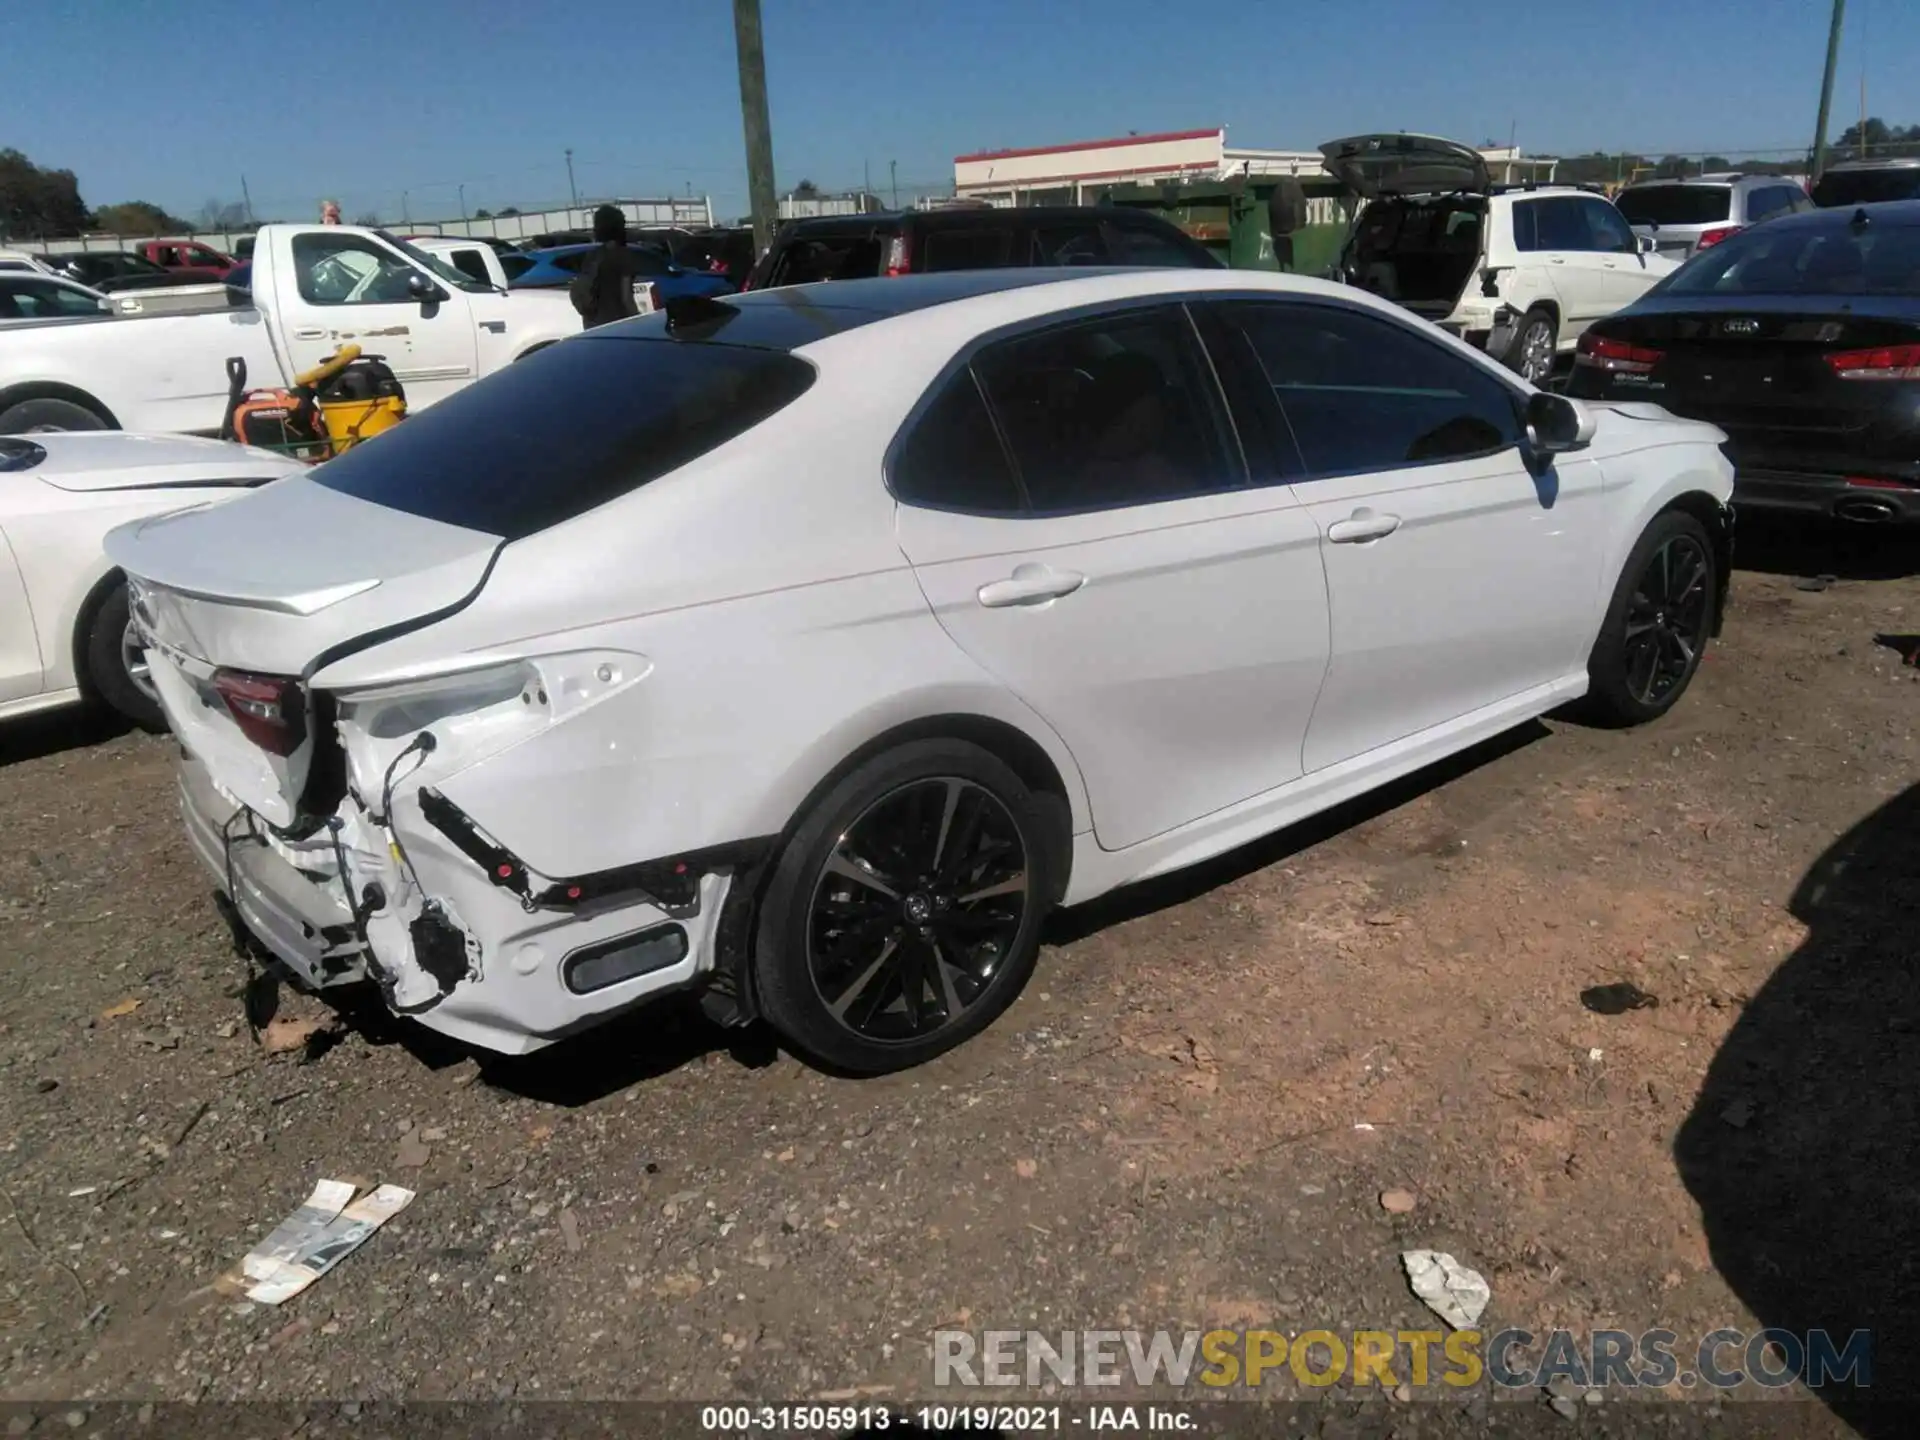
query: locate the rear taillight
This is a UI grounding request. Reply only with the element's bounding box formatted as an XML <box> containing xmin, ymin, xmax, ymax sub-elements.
<box><xmin>1825</xmin><ymin>343</ymin><xmax>1920</xmax><ymax>380</ymax></box>
<box><xmin>212</xmin><ymin>669</ymin><xmax>306</xmax><ymax>756</ymax></box>
<box><xmin>646</xmin><ymin>282</ymin><xmax>662</xmax><ymax>312</ymax></box>
<box><xmin>1696</xmin><ymin>226</ymin><xmax>1743</xmax><ymax>249</ymax></box>
<box><xmin>1845</xmin><ymin>476</ymin><xmax>1916</xmax><ymax>489</ymax></box>
<box><xmin>1575</xmin><ymin>332</ymin><xmax>1665</xmax><ymax>375</ymax></box>
<box><xmin>882</xmin><ymin>234</ymin><xmax>910</xmax><ymax>277</ymax></box>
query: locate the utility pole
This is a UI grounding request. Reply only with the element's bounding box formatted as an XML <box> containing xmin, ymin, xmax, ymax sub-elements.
<box><xmin>401</xmin><ymin>190</ymin><xmax>411</xmax><ymax>226</ymax></box>
<box><xmin>241</xmin><ymin>175</ymin><xmax>256</xmax><ymax>226</ymax></box>
<box><xmin>890</xmin><ymin>159</ymin><xmax>898</xmax><ymax>210</ymax></box>
<box><xmin>458</xmin><ymin>183</ymin><xmax>467</xmax><ymax>224</ymax></box>
<box><xmin>1811</xmin><ymin>0</ymin><xmax>1847</xmax><ymax>183</ymax></box>
<box><xmin>566</xmin><ymin>149</ymin><xmax>579</xmax><ymax>210</ymax></box>
<box><xmin>864</xmin><ymin>159</ymin><xmax>871</xmax><ymax>213</ymax></box>
<box><xmin>733</xmin><ymin>0</ymin><xmax>778</xmax><ymax>251</ymax></box>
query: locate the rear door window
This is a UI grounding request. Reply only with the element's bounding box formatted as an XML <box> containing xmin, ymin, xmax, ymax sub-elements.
<box><xmin>918</xmin><ymin>227</ymin><xmax>1015</xmax><ymax>272</ymax></box>
<box><xmin>1533</xmin><ymin>197</ymin><xmax>1593</xmax><ymax>252</ymax></box>
<box><xmin>971</xmin><ymin>305</ymin><xmax>1241</xmax><ymax>512</ymax></box>
<box><xmin>890</xmin><ymin>369</ymin><xmax>1024</xmax><ymax>513</ymax></box>
<box><xmin>312</xmin><ymin>338</ymin><xmax>815</xmax><ymax>539</ymax></box>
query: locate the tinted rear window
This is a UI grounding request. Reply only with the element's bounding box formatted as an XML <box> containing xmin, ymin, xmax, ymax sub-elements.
<box><xmin>1658</xmin><ymin>220</ymin><xmax>1920</xmax><ymax>297</ymax></box>
<box><xmin>1615</xmin><ymin>186</ymin><xmax>1733</xmax><ymax>226</ymax></box>
<box><xmin>1811</xmin><ymin>169</ymin><xmax>1920</xmax><ymax>207</ymax></box>
<box><xmin>918</xmin><ymin>228</ymin><xmax>1015</xmax><ymax>272</ymax></box>
<box><xmin>312</xmin><ymin>337</ymin><xmax>815</xmax><ymax>539</ymax></box>
<box><xmin>769</xmin><ymin>234</ymin><xmax>885</xmax><ymax>286</ymax></box>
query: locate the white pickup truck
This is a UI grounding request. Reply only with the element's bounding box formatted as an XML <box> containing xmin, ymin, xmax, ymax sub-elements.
<box><xmin>0</xmin><ymin>224</ymin><xmax>582</xmax><ymax>434</ymax></box>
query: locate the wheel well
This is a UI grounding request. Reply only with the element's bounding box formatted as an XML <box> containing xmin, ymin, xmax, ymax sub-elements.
<box><xmin>0</xmin><ymin>383</ymin><xmax>118</xmax><ymax>429</ymax></box>
<box><xmin>1659</xmin><ymin>491</ymin><xmax>1734</xmax><ymax>637</ymax></box>
<box><xmin>801</xmin><ymin>714</ymin><xmax>1075</xmax><ymax>883</ymax></box>
<box><xmin>70</xmin><ymin>568</ymin><xmax>125</xmax><ymax>700</ymax></box>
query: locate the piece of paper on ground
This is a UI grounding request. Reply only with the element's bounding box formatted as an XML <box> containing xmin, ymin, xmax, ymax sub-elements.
<box><xmin>225</xmin><ymin>1179</ymin><xmax>355</xmax><ymax>1291</ymax></box>
<box><xmin>245</xmin><ymin>1183</ymin><xmax>414</xmax><ymax>1305</ymax></box>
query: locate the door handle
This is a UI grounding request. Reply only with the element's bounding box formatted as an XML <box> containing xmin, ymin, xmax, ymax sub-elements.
<box><xmin>1548</xmin><ymin>256</ymin><xmax>1568</xmax><ymax>265</ymax></box>
<box><xmin>1327</xmin><ymin>508</ymin><xmax>1402</xmax><ymax>544</ymax></box>
<box><xmin>976</xmin><ymin>564</ymin><xmax>1086</xmax><ymax>608</ymax></box>
<box><xmin>479</xmin><ymin>319</ymin><xmax>506</xmax><ymax>334</ymax></box>
<box><xmin>293</xmin><ymin>327</ymin><xmax>325</xmax><ymax>340</ymax></box>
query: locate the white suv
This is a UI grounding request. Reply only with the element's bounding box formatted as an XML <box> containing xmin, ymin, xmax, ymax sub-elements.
<box><xmin>1323</xmin><ymin>134</ymin><xmax>1679</xmax><ymax>384</ymax></box>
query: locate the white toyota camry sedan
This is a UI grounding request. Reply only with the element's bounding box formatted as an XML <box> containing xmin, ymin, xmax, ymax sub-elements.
<box><xmin>107</xmin><ymin>268</ymin><xmax>1733</xmax><ymax>1073</ymax></box>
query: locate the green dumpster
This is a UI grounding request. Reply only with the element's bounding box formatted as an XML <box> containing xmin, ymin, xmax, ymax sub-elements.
<box><xmin>1096</xmin><ymin>174</ymin><xmax>1352</xmax><ymax>277</ymax></box>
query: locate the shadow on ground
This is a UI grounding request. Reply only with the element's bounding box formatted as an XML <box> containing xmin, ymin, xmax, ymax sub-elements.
<box><xmin>0</xmin><ymin>706</ymin><xmax>129</xmax><ymax>768</ymax></box>
<box><xmin>1676</xmin><ymin>781</ymin><xmax>1920</xmax><ymax>1436</ymax></box>
<box><xmin>1732</xmin><ymin>514</ymin><xmax>1920</xmax><ymax>583</ymax></box>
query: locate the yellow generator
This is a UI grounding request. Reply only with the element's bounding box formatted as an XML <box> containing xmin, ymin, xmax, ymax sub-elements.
<box><xmin>219</xmin><ymin>345</ymin><xmax>407</xmax><ymax>460</ymax></box>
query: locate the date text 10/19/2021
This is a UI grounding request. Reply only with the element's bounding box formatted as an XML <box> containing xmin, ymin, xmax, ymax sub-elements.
<box><xmin>700</xmin><ymin>1406</ymin><xmax>1190</xmax><ymax>1431</ymax></box>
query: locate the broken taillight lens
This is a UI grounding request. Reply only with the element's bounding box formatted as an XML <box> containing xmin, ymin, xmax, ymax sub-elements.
<box><xmin>882</xmin><ymin>233</ymin><xmax>910</xmax><ymax>277</ymax></box>
<box><xmin>212</xmin><ymin>669</ymin><xmax>307</xmax><ymax>756</ymax></box>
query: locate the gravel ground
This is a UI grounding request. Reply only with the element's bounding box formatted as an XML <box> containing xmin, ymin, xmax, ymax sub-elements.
<box><xmin>1</xmin><ymin>522</ymin><xmax>1915</xmax><ymax>1437</ymax></box>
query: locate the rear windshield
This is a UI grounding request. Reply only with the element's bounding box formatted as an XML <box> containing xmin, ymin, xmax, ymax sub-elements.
<box><xmin>1656</xmin><ymin>220</ymin><xmax>1920</xmax><ymax>297</ymax></box>
<box><xmin>767</xmin><ymin>234</ymin><xmax>885</xmax><ymax>286</ymax></box>
<box><xmin>312</xmin><ymin>335</ymin><xmax>814</xmax><ymax>540</ymax></box>
<box><xmin>1811</xmin><ymin>168</ymin><xmax>1920</xmax><ymax>207</ymax></box>
<box><xmin>1614</xmin><ymin>185</ymin><xmax>1732</xmax><ymax>226</ymax></box>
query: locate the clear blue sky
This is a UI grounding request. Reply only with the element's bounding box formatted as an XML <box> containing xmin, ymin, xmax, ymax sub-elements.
<box><xmin>4</xmin><ymin>0</ymin><xmax>1912</xmax><ymax>226</ymax></box>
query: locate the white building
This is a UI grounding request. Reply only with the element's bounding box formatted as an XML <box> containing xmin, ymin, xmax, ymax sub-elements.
<box><xmin>952</xmin><ymin>128</ymin><xmax>1325</xmax><ymax>207</ymax></box>
<box><xmin>951</xmin><ymin>129</ymin><xmax>1558</xmax><ymax>205</ymax></box>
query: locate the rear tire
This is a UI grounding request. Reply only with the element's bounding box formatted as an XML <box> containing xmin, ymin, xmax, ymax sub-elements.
<box><xmin>82</xmin><ymin>580</ymin><xmax>164</xmax><ymax>732</ymax></box>
<box><xmin>1506</xmin><ymin>307</ymin><xmax>1557</xmax><ymax>386</ymax></box>
<box><xmin>0</xmin><ymin>398</ymin><xmax>106</xmax><ymax>434</ymax></box>
<box><xmin>751</xmin><ymin>739</ymin><xmax>1060</xmax><ymax>1075</ymax></box>
<box><xmin>1583</xmin><ymin>510</ymin><xmax>1716</xmax><ymax>726</ymax></box>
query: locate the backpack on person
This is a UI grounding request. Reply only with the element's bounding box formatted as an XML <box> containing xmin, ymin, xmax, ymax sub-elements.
<box><xmin>568</xmin><ymin>251</ymin><xmax>602</xmax><ymax>319</ymax></box>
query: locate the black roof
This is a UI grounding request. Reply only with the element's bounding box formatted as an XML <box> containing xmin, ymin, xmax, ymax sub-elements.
<box><xmin>772</xmin><ymin>205</ymin><xmax>1159</xmax><ymax>235</ymax></box>
<box><xmin>582</xmin><ymin>268</ymin><xmax>1120</xmax><ymax>351</ymax></box>
<box><xmin>1824</xmin><ymin>157</ymin><xmax>1920</xmax><ymax>171</ymax></box>
<box><xmin>1757</xmin><ymin>198</ymin><xmax>1920</xmax><ymax>230</ymax></box>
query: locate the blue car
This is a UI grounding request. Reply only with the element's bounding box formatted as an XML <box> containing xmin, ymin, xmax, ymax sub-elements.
<box><xmin>507</xmin><ymin>243</ymin><xmax>734</xmax><ymax>304</ymax></box>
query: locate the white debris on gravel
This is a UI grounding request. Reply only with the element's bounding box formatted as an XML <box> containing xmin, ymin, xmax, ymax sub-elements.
<box><xmin>1401</xmin><ymin>1249</ymin><xmax>1491</xmax><ymax>1330</ymax></box>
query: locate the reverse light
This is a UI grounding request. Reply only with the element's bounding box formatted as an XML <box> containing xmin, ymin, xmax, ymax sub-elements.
<box><xmin>1575</xmin><ymin>332</ymin><xmax>1666</xmax><ymax>375</ymax></box>
<box><xmin>212</xmin><ymin>669</ymin><xmax>307</xmax><ymax>756</ymax></box>
<box><xmin>882</xmin><ymin>233</ymin><xmax>911</xmax><ymax>277</ymax></box>
<box><xmin>1696</xmin><ymin>226</ymin><xmax>1743</xmax><ymax>249</ymax></box>
<box><xmin>1825</xmin><ymin>344</ymin><xmax>1920</xmax><ymax>381</ymax></box>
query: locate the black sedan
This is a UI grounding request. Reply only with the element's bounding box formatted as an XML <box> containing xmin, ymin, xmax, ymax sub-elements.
<box><xmin>1567</xmin><ymin>200</ymin><xmax>1920</xmax><ymax>526</ymax></box>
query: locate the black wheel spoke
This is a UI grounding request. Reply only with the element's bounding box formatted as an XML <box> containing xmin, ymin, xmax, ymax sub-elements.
<box><xmin>806</xmin><ymin>775</ymin><xmax>1030</xmax><ymax>1046</ymax></box>
<box><xmin>1622</xmin><ymin>535</ymin><xmax>1711</xmax><ymax>706</ymax></box>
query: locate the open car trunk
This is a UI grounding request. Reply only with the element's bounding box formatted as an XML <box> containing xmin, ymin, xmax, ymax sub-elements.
<box><xmin>105</xmin><ymin>476</ymin><xmax>501</xmax><ymax>830</ymax></box>
<box><xmin>1339</xmin><ymin>194</ymin><xmax>1487</xmax><ymax>319</ymax></box>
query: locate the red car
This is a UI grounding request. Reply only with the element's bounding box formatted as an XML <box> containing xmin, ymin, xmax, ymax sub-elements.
<box><xmin>135</xmin><ymin>239</ymin><xmax>236</xmax><ymax>280</ymax></box>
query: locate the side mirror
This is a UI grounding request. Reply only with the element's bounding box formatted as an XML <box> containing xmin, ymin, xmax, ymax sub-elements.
<box><xmin>1637</xmin><ymin>234</ymin><xmax>1656</xmax><ymax>254</ymax></box>
<box><xmin>406</xmin><ymin>271</ymin><xmax>446</xmax><ymax>305</ymax></box>
<box><xmin>1525</xmin><ymin>391</ymin><xmax>1595</xmax><ymax>453</ymax></box>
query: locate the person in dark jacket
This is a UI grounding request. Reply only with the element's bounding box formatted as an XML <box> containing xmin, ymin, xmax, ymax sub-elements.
<box><xmin>571</xmin><ymin>204</ymin><xmax>642</xmax><ymax>328</ymax></box>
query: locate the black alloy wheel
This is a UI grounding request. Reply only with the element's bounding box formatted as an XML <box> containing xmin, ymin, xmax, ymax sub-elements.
<box><xmin>752</xmin><ymin>738</ymin><xmax>1059</xmax><ymax>1074</ymax></box>
<box><xmin>1584</xmin><ymin>509</ymin><xmax>1717</xmax><ymax>726</ymax></box>
<box><xmin>1622</xmin><ymin>531</ymin><xmax>1712</xmax><ymax>707</ymax></box>
<box><xmin>806</xmin><ymin>777</ymin><xmax>1028</xmax><ymax>1042</ymax></box>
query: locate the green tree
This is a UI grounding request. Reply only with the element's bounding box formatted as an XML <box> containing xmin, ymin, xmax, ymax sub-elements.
<box><xmin>0</xmin><ymin>149</ymin><xmax>88</xmax><ymax>239</ymax></box>
<box><xmin>497</xmin><ymin>206</ymin><xmax>520</xmax><ymax>217</ymax></box>
<box><xmin>473</xmin><ymin>207</ymin><xmax>493</xmax><ymax>220</ymax></box>
<box><xmin>91</xmin><ymin>200</ymin><xmax>186</xmax><ymax>236</ymax></box>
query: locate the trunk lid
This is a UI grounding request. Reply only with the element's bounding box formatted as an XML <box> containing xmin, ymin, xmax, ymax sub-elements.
<box><xmin>1319</xmin><ymin>133</ymin><xmax>1490</xmax><ymax>198</ymax></box>
<box><xmin>1591</xmin><ymin>295</ymin><xmax>1920</xmax><ymax>465</ymax></box>
<box><xmin>106</xmin><ymin>477</ymin><xmax>500</xmax><ymax>828</ymax></box>
<box><xmin>14</xmin><ymin>432</ymin><xmax>300</xmax><ymax>493</ymax></box>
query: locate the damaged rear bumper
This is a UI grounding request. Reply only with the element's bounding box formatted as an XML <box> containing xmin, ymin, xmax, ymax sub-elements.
<box><xmin>179</xmin><ymin>752</ymin><xmax>749</xmax><ymax>1054</ymax></box>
